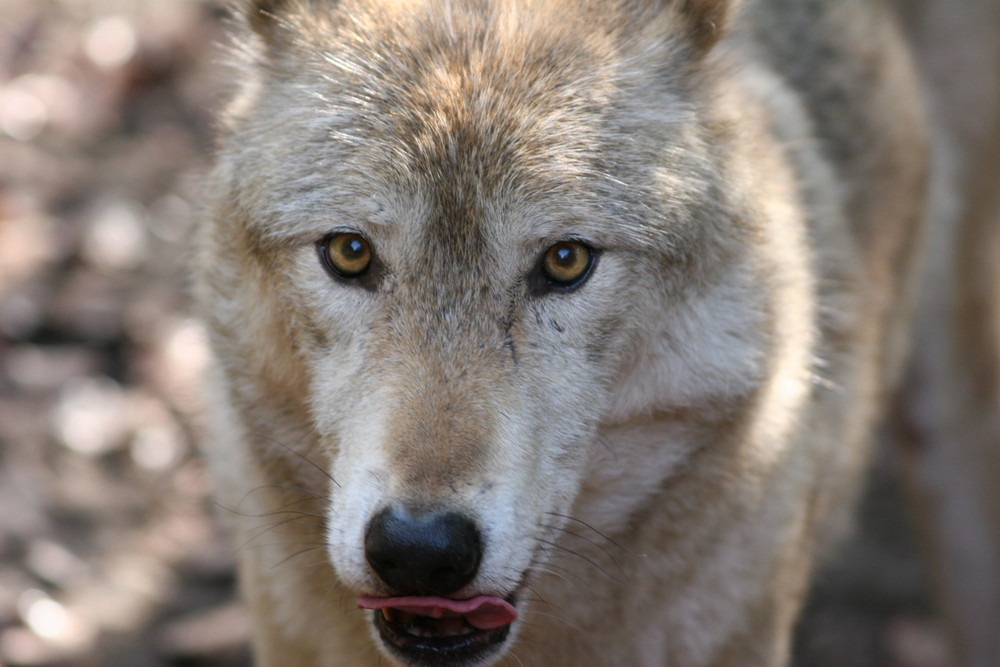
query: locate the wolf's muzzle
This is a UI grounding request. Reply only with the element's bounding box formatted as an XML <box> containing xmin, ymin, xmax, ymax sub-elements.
<box><xmin>365</xmin><ymin>505</ymin><xmax>482</xmax><ymax>596</ymax></box>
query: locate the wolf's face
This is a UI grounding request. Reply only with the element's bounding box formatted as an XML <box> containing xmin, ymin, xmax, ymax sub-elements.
<box><xmin>202</xmin><ymin>1</ymin><xmax>798</xmax><ymax>664</ymax></box>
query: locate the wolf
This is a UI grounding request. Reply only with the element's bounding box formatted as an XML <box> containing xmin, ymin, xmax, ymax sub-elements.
<box><xmin>194</xmin><ymin>0</ymin><xmax>1000</xmax><ymax>665</ymax></box>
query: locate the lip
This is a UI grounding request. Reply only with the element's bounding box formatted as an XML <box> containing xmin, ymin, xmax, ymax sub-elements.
<box><xmin>359</xmin><ymin>595</ymin><xmax>518</xmax><ymax>666</ymax></box>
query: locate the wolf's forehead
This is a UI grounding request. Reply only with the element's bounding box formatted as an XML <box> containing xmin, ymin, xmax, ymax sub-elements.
<box><xmin>311</xmin><ymin>1</ymin><xmax>620</xmax><ymax>190</ymax></box>
<box><xmin>246</xmin><ymin>0</ymin><xmax>691</xmax><ymax>251</ymax></box>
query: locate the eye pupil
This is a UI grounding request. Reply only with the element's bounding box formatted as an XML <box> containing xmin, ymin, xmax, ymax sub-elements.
<box><xmin>541</xmin><ymin>241</ymin><xmax>594</xmax><ymax>288</ymax></box>
<box><xmin>343</xmin><ymin>237</ymin><xmax>365</xmax><ymax>258</ymax></box>
<box><xmin>322</xmin><ymin>232</ymin><xmax>373</xmax><ymax>278</ymax></box>
<box><xmin>553</xmin><ymin>246</ymin><xmax>575</xmax><ymax>266</ymax></box>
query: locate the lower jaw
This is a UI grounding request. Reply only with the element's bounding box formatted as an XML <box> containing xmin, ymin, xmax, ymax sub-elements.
<box><xmin>374</xmin><ymin>611</ymin><xmax>512</xmax><ymax>667</ymax></box>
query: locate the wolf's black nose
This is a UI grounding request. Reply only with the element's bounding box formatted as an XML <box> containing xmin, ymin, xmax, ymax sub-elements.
<box><xmin>365</xmin><ymin>506</ymin><xmax>482</xmax><ymax>596</ymax></box>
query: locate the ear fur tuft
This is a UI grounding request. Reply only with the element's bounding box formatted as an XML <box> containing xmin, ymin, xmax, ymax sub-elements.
<box><xmin>246</xmin><ymin>0</ymin><xmax>288</xmax><ymax>36</ymax></box>
<box><xmin>245</xmin><ymin>0</ymin><xmax>324</xmax><ymax>42</ymax></box>
<box><xmin>676</xmin><ymin>0</ymin><xmax>739</xmax><ymax>52</ymax></box>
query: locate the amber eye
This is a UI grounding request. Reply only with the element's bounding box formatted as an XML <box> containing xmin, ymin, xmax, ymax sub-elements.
<box><xmin>541</xmin><ymin>241</ymin><xmax>594</xmax><ymax>287</ymax></box>
<box><xmin>321</xmin><ymin>232</ymin><xmax>372</xmax><ymax>278</ymax></box>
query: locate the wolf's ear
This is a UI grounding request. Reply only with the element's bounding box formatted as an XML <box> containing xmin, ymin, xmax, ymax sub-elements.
<box><xmin>244</xmin><ymin>0</ymin><xmax>329</xmax><ymax>43</ymax></box>
<box><xmin>246</xmin><ymin>0</ymin><xmax>286</xmax><ymax>36</ymax></box>
<box><xmin>672</xmin><ymin>0</ymin><xmax>740</xmax><ymax>53</ymax></box>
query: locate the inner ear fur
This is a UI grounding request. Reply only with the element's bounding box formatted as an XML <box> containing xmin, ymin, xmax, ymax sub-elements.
<box><xmin>246</xmin><ymin>0</ymin><xmax>289</xmax><ymax>36</ymax></box>
<box><xmin>672</xmin><ymin>0</ymin><xmax>740</xmax><ymax>52</ymax></box>
<box><xmin>245</xmin><ymin>0</ymin><xmax>327</xmax><ymax>41</ymax></box>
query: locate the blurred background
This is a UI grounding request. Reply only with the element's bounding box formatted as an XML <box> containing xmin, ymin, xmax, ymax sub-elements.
<box><xmin>0</xmin><ymin>0</ymin><xmax>250</xmax><ymax>664</ymax></box>
<box><xmin>0</xmin><ymin>1</ymin><xmax>956</xmax><ymax>665</ymax></box>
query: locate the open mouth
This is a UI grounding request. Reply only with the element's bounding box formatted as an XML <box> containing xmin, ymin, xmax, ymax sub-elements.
<box><xmin>358</xmin><ymin>595</ymin><xmax>517</xmax><ymax>666</ymax></box>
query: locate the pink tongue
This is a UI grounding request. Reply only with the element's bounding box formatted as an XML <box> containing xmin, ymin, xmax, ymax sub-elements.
<box><xmin>357</xmin><ymin>595</ymin><xmax>518</xmax><ymax>630</ymax></box>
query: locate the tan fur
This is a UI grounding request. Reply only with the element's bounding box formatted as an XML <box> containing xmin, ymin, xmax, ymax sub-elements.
<box><xmin>194</xmin><ymin>0</ymin><xmax>999</xmax><ymax>665</ymax></box>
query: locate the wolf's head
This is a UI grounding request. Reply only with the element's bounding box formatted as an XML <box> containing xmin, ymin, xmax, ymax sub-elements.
<box><xmin>199</xmin><ymin>0</ymin><xmax>815</xmax><ymax>664</ymax></box>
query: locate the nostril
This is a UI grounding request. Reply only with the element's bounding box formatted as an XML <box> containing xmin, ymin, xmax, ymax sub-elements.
<box><xmin>366</xmin><ymin>552</ymin><xmax>401</xmax><ymax>580</ymax></box>
<box><xmin>364</xmin><ymin>505</ymin><xmax>482</xmax><ymax>597</ymax></box>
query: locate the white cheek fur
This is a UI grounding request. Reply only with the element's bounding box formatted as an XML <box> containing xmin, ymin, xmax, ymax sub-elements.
<box><xmin>608</xmin><ymin>263</ymin><xmax>769</xmax><ymax>421</ymax></box>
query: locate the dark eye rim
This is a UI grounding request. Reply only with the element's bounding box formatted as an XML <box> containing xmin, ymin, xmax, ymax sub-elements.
<box><xmin>530</xmin><ymin>239</ymin><xmax>601</xmax><ymax>295</ymax></box>
<box><xmin>316</xmin><ymin>231</ymin><xmax>381</xmax><ymax>289</ymax></box>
